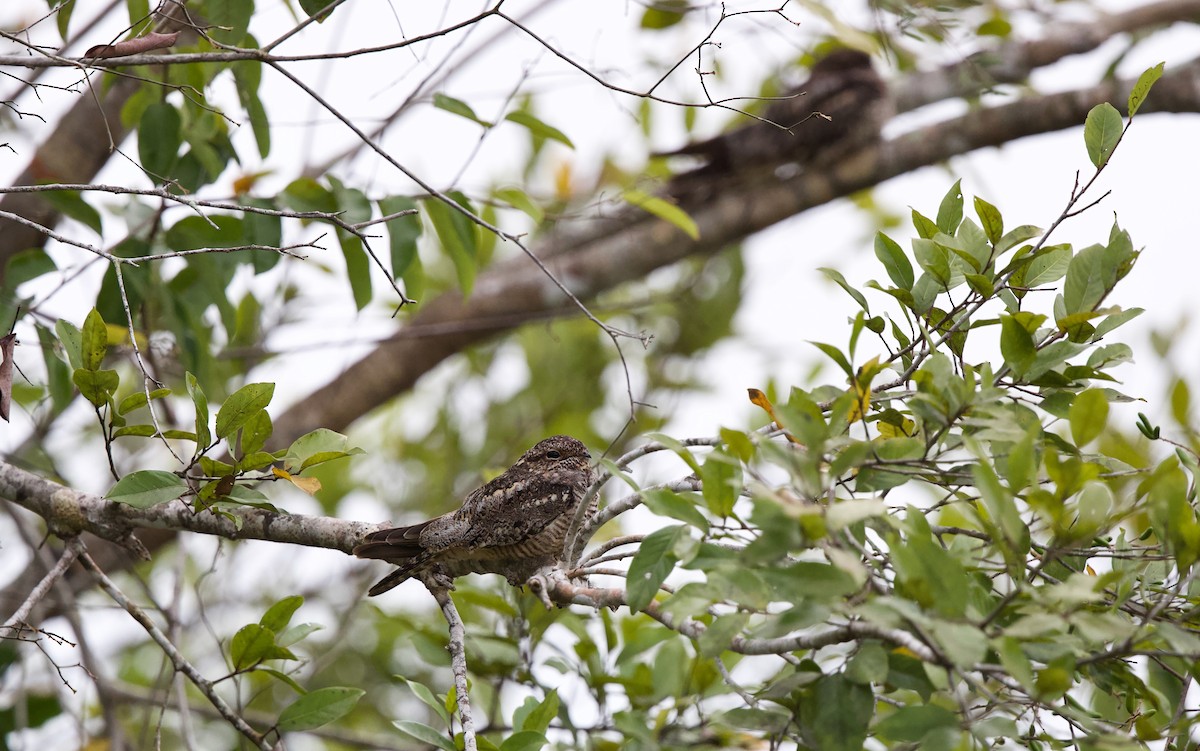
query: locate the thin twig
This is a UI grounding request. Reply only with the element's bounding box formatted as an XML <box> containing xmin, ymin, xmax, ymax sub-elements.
<box><xmin>423</xmin><ymin>579</ymin><xmax>477</xmax><ymax>751</ymax></box>
<box><xmin>1</xmin><ymin>537</ymin><xmax>82</xmax><ymax>633</ymax></box>
<box><xmin>78</xmin><ymin>550</ymin><xmax>272</xmax><ymax>751</ymax></box>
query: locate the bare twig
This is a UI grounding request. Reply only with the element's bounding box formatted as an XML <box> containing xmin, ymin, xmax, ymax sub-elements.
<box><xmin>423</xmin><ymin>578</ymin><xmax>477</xmax><ymax>751</ymax></box>
<box><xmin>2</xmin><ymin>537</ymin><xmax>82</xmax><ymax>633</ymax></box>
<box><xmin>79</xmin><ymin>549</ymin><xmax>272</xmax><ymax>751</ymax></box>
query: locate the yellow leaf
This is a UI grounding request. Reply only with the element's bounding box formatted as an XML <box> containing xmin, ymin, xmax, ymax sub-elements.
<box><xmin>747</xmin><ymin>388</ymin><xmax>799</xmax><ymax>444</ymax></box>
<box><xmin>233</xmin><ymin>170</ymin><xmax>271</xmax><ymax>195</ymax></box>
<box><xmin>272</xmin><ymin>467</ymin><xmax>321</xmax><ymax>496</ymax></box>
<box><xmin>554</xmin><ymin>161</ymin><xmax>573</xmax><ymax>201</ymax></box>
<box><xmin>848</xmin><ymin>383</ymin><xmax>871</xmax><ymax>424</ymax></box>
<box><xmin>104</xmin><ymin>323</ymin><xmax>148</xmax><ymax>351</ymax></box>
<box><xmin>289</xmin><ymin>475</ymin><xmax>321</xmax><ymax>495</ymax></box>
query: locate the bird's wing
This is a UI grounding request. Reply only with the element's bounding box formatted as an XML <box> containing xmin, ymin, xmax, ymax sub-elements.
<box><xmin>462</xmin><ymin>476</ymin><xmax>582</xmax><ymax>550</ymax></box>
<box><xmin>352</xmin><ymin>518</ymin><xmax>435</xmax><ymax>561</ymax></box>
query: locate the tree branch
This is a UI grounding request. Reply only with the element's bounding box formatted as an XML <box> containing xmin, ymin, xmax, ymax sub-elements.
<box><xmin>0</xmin><ymin>459</ymin><xmax>377</xmax><ymax>554</ymax></box>
<box><xmin>424</xmin><ymin>579</ymin><xmax>477</xmax><ymax>751</ymax></box>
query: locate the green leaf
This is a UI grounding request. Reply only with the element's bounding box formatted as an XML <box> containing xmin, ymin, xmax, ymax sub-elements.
<box><xmin>105</xmin><ymin>470</ymin><xmax>187</xmax><ymax>508</ymax></box>
<box><xmin>973</xmin><ymin>195</ymin><xmax>1003</xmax><ymax>245</ymax></box>
<box><xmin>282</xmin><ymin>177</ymin><xmax>337</xmax><ymax>214</ymax></box>
<box><xmin>231</xmin><ymin>624</ymin><xmax>277</xmax><ymax>671</ymax></box>
<box><xmin>54</xmin><ymin>319</ymin><xmax>83</xmax><ymax>371</ymax></box>
<box><xmin>995</xmin><ymin>224</ymin><xmax>1042</xmax><ymax>254</ymax></box>
<box><xmin>56</xmin><ymin>0</ymin><xmax>74</xmax><ymax>38</ymax></box>
<box><xmin>1084</xmin><ymin>102</ymin><xmax>1123</xmax><ymax>167</ymax></box>
<box><xmin>186</xmin><ymin>372</ymin><xmax>211</xmax><ymax>449</ymax></box>
<box><xmin>875</xmin><ymin>704</ymin><xmax>958</xmax><ymax>742</ymax></box>
<box><xmin>338</xmin><ymin>232</ymin><xmax>372</xmax><ymax>310</ymax></box>
<box><xmin>912</xmin><ymin>238</ymin><xmax>950</xmax><ymax>285</ymax></box>
<box><xmin>797</xmin><ymin>674</ymin><xmax>873</xmax><ymax>751</ymax></box>
<box><xmin>277</xmin><ymin>622</ymin><xmax>322</xmax><ymax>648</ymax></box>
<box><xmin>139</xmin><ymin>102</ymin><xmax>182</xmax><ymax>177</ymax></box>
<box><xmin>233</xmin><ymin>61</ymin><xmax>270</xmax><ymax>158</ymax></box>
<box><xmin>640</xmin><ymin>0</ymin><xmax>688</xmax><ymax>29</ymax></box>
<box><xmin>504</xmin><ymin>110</ymin><xmax>573</xmax><ymax>148</ymax></box>
<box><xmin>260</xmin><ymin>596</ymin><xmax>303</xmax><ymax>633</ymax></box>
<box><xmin>494</xmin><ymin>187</ymin><xmax>544</xmax><ymax>224</ymax></box>
<box><xmin>845</xmin><ymin>642</ymin><xmax>888</xmax><ymax>685</ymax></box>
<box><xmin>41</xmin><ymin>190</ymin><xmax>102</xmax><ymax>235</ymax></box>
<box><xmin>820</xmin><ymin>267</ymin><xmax>868</xmax><ymax>313</ymax></box>
<box><xmin>424</xmin><ymin>193</ymin><xmax>480</xmax><ymax>296</ymax></box>
<box><xmin>873</xmin><ymin>232</ymin><xmax>913</xmax><ymax>290</ymax></box>
<box><xmin>73</xmin><ymin>368</ymin><xmax>119</xmax><ymax>407</ymax></box>
<box><xmin>1062</xmin><ymin>243</ymin><xmax>1117</xmax><ymax>316</ymax></box>
<box><xmin>700</xmin><ymin>451</ymin><xmax>741</xmax><ymax>517</ymax></box>
<box><xmin>277</xmin><ymin>687</ymin><xmax>364</xmax><ymax>732</ymax></box>
<box><xmin>1128</xmin><ymin>62</ymin><xmax>1165</xmax><ymax>117</ymax></box>
<box><xmin>999</xmin><ymin>315</ymin><xmax>1035</xmax><ymax>378</ymax></box>
<box><xmin>283</xmin><ymin>428</ymin><xmax>364</xmax><ymax>472</ymax></box>
<box><xmin>379</xmin><ymin>196</ymin><xmax>421</xmax><ymax>279</ymax></box>
<box><xmin>117</xmin><ymin>387</ymin><xmax>172</xmax><ymax>416</ymax></box>
<box><xmin>623</xmin><ymin>189</ymin><xmax>699</xmax><ymax>240</ymax></box>
<box><xmin>936</xmin><ymin>179</ymin><xmax>963</xmax><ymax>234</ymax></box>
<box><xmin>1017</xmin><ymin>244</ymin><xmax>1071</xmax><ymax>290</ymax></box>
<box><xmin>809</xmin><ymin>341</ymin><xmax>853</xmax><ymax>379</ymax></box>
<box><xmin>434</xmin><ymin>93</ymin><xmax>492</xmax><ymax>127</ymax></box>
<box><xmin>80</xmin><ymin>309</ymin><xmax>107</xmax><ymax>371</ymax></box>
<box><xmin>215</xmin><ymin>382</ymin><xmax>274</xmax><ymax>440</ymax></box>
<box><xmin>239</xmin><ymin>409</ymin><xmax>272</xmax><ymax>457</ymax></box>
<box><xmin>910</xmin><ymin>208</ymin><xmax>938</xmax><ymax>239</ymax></box>
<box><xmin>1069</xmin><ymin>388</ymin><xmax>1109</xmax><ymax>447</ymax></box>
<box><xmin>258</xmin><ymin>667</ymin><xmax>306</xmax><ymax>694</ymax></box>
<box><xmin>627</xmin><ymin>525</ymin><xmax>684</xmax><ymax>611</ymax></box>
<box><xmin>393</xmin><ymin>720</ymin><xmax>457</xmax><ymax>751</ymax></box>
<box><xmin>499</xmin><ymin>731</ymin><xmax>548</xmax><ymax>751</ymax></box>
<box><xmin>298</xmin><ymin>0</ymin><xmax>337</xmax><ymax>22</ymax></box>
<box><xmin>113</xmin><ymin>424</ymin><xmax>157</xmax><ymax>438</ymax></box>
<box><xmin>641</xmin><ymin>488</ymin><xmax>709</xmax><ymax>531</ymax></box>
<box><xmin>399</xmin><ymin>678</ymin><xmax>451</xmax><ymax>726</ymax></box>
<box><xmin>517</xmin><ymin>691</ymin><xmax>558</xmax><ymax>734</ymax></box>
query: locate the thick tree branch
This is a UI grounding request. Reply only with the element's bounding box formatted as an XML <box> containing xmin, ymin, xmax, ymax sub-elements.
<box><xmin>0</xmin><ymin>459</ymin><xmax>376</xmax><ymax>555</ymax></box>
<box><xmin>892</xmin><ymin>0</ymin><xmax>1200</xmax><ymax>113</ymax></box>
<box><xmin>267</xmin><ymin>59</ymin><xmax>1200</xmax><ymax>450</ymax></box>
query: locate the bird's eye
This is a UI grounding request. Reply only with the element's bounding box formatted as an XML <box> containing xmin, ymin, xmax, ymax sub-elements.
<box><xmin>546</xmin><ymin>450</ymin><xmax>562</xmax><ymax>459</ymax></box>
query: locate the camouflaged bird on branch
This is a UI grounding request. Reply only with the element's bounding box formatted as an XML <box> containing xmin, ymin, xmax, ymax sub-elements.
<box><xmin>354</xmin><ymin>435</ymin><xmax>596</xmax><ymax>596</ymax></box>
<box><xmin>658</xmin><ymin>48</ymin><xmax>892</xmax><ymax>194</ymax></box>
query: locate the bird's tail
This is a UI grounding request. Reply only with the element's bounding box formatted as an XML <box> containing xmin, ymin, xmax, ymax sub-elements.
<box><xmin>354</xmin><ymin>520</ymin><xmax>435</xmax><ymax>596</ymax></box>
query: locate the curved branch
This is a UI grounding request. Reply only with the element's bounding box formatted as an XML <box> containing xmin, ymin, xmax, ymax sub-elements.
<box><xmin>0</xmin><ymin>459</ymin><xmax>375</xmax><ymax>555</ymax></box>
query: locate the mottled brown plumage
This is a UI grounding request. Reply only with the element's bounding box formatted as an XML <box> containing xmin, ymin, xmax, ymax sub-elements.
<box><xmin>354</xmin><ymin>435</ymin><xmax>595</xmax><ymax>596</ymax></box>
<box><xmin>660</xmin><ymin>48</ymin><xmax>891</xmax><ymax>184</ymax></box>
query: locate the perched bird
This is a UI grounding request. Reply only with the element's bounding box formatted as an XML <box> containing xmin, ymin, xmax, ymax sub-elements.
<box><xmin>658</xmin><ymin>48</ymin><xmax>891</xmax><ymax>182</ymax></box>
<box><xmin>354</xmin><ymin>435</ymin><xmax>595</xmax><ymax>596</ymax></box>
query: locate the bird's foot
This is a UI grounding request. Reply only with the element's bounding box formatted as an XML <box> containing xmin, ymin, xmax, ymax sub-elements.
<box><xmin>418</xmin><ymin>566</ymin><xmax>456</xmax><ymax>592</ymax></box>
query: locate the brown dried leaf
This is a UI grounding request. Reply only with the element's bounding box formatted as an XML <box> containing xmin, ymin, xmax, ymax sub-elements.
<box><xmin>84</xmin><ymin>31</ymin><xmax>180</xmax><ymax>60</ymax></box>
<box><xmin>0</xmin><ymin>333</ymin><xmax>15</xmax><ymax>422</ymax></box>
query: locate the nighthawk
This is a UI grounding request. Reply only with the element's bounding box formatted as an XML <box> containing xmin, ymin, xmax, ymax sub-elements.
<box><xmin>354</xmin><ymin>435</ymin><xmax>595</xmax><ymax>596</ymax></box>
<box><xmin>659</xmin><ymin>48</ymin><xmax>891</xmax><ymax>184</ymax></box>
